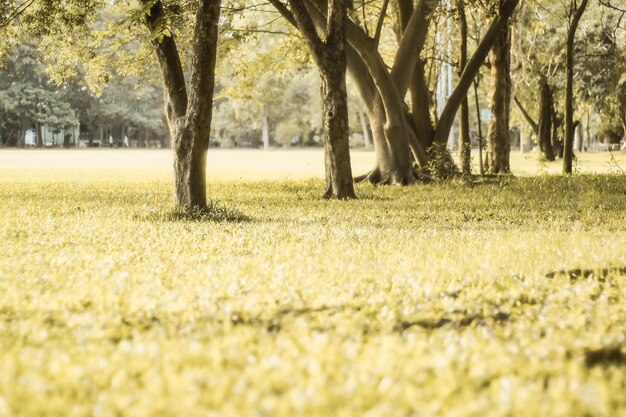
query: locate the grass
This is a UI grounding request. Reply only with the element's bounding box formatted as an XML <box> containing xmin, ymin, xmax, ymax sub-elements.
<box><xmin>1</xmin><ymin>149</ymin><xmax>625</xmax><ymax>417</ymax></box>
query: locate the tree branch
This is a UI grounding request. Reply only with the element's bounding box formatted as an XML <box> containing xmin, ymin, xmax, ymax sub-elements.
<box><xmin>0</xmin><ymin>0</ymin><xmax>35</xmax><ymax>30</ymax></box>
<box><xmin>373</xmin><ymin>0</ymin><xmax>390</xmax><ymax>46</ymax></box>
<box><xmin>267</xmin><ymin>0</ymin><xmax>298</xmax><ymax>28</ymax></box>
<box><xmin>435</xmin><ymin>0</ymin><xmax>519</xmax><ymax>145</ymax></box>
<box><xmin>144</xmin><ymin>0</ymin><xmax>188</xmax><ymax>122</ymax></box>
<box><xmin>513</xmin><ymin>95</ymin><xmax>538</xmax><ymax>133</ymax></box>
<box><xmin>390</xmin><ymin>0</ymin><xmax>436</xmax><ymax>96</ymax></box>
<box><xmin>287</xmin><ymin>0</ymin><xmax>325</xmax><ymax>58</ymax></box>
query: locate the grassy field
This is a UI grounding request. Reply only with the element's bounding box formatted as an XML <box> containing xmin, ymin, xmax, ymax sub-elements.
<box><xmin>1</xmin><ymin>149</ymin><xmax>625</xmax><ymax>417</ymax></box>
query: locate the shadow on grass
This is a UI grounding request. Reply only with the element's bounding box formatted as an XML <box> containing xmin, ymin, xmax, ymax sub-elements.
<box><xmin>134</xmin><ymin>201</ymin><xmax>252</xmax><ymax>223</ymax></box>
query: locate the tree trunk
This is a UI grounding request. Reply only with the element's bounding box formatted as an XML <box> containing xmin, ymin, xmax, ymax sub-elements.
<box><xmin>347</xmin><ymin>47</ymin><xmax>414</xmax><ymax>183</ymax></box>
<box><xmin>145</xmin><ymin>0</ymin><xmax>220</xmax><ymax>210</ymax></box>
<box><xmin>317</xmin><ymin>0</ymin><xmax>355</xmax><ymax>198</ymax></box>
<box><xmin>485</xmin><ymin>0</ymin><xmax>512</xmax><ymax>174</ymax></box>
<box><xmin>473</xmin><ymin>78</ymin><xmax>485</xmax><ymax>174</ymax></box>
<box><xmin>457</xmin><ymin>0</ymin><xmax>471</xmax><ymax>174</ymax></box>
<box><xmin>357</xmin><ymin>107</ymin><xmax>372</xmax><ymax>147</ymax></box>
<box><xmin>35</xmin><ymin>122</ymin><xmax>44</xmax><ymax>148</ymax></box>
<box><xmin>271</xmin><ymin>0</ymin><xmax>355</xmax><ymax>198</ymax></box>
<box><xmin>552</xmin><ymin>108</ymin><xmax>563</xmax><ymax>158</ymax></box>
<box><xmin>563</xmin><ymin>0</ymin><xmax>588</xmax><ymax>174</ymax></box>
<box><xmin>0</xmin><ymin>110</ymin><xmax>4</xmax><ymax>146</ymax></box>
<box><xmin>410</xmin><ymin>59</ymin><xmax>435</xmax><ymax>151</ymax></box>
<box><xmin>261</xmin><ymin>114</ymin><xmax>270</xmax><ymax>149</ymax></box>
<box><xmin>538</xmin><ymin>79</ymin><xmax>555</xmax><ymax>160</ymax></box>
<box><xmin>319</xmin><ymin>64</ymin><xmax>355</xmax><ymax>199</ymax></box>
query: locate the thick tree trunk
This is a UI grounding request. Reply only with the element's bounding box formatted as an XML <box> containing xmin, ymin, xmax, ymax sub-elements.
<box><xmin>273</xmin><ymin>0</ymin><xmax>355</xmax><ymax>198</ymax></box>
<box><xmin>563</xmin><ymin>0</ymin><xmax>588</xmax><ymax>174</ymax></box>
<box><xmin>319</xmin><ymin>64</ymin><xmax>355</xmax><ymax>199</ymax></box>
<box><xmin>485</xmin><ymin>0</ymin><xmax>512</xmax><ymax>174</ymax></box>
<box><xmin>145</xmin><ymin>0</ymin><xmax>220</xmax><ymax>210</ymax></box>
<box><xmin>457</xmin><ymin>0</ymin><xmax>471</xmax><ymax>174</ymax></box>
<box><xmin>171</xmin><ymin>121</ymin><xmax>209</xmax><ymax>208</ymax></box>
<box><xmin>318</xmin><ymin>0</ymin><xmax>355</xmax><ymax>199</ymax></box>
<box><xmin>346</xmin><ymin>38</ymin><xmax>413</xmax><ymax>183</ymax></box>
<box><xmin>538</xmin><ymin>79</ymin><xmax>555</xmax><ymax>160</ymax></box>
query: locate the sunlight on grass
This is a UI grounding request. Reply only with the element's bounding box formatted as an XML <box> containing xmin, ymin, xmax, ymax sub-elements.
<box><xmin>0</xmin><ymin>150</ymin><xmax>625</xmax><ymax>416</ymax></box>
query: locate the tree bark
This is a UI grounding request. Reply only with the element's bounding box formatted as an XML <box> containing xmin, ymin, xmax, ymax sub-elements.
<box><xmin>319</xmin><ymin>62</ymin><xmax>354</xmax><ymax>198</ymax></box>
<box><xmin>271</xmin><ymin>0</ymin><xmax>355</xmax><ymax>198</ymax></box>
<box><xmin>485</xmin><ymin>0</ymin><xmax>512</xmax><ymax>174</ymax></box>
<box><xmin>145</xmin><ymin>0</ymin><xmax>220</xmax><ymax>210</ymax></box>
<box><xmin>473</xmin><ymin>78</ymin><xmax>485</xmax><ymax>174</ymax></box>
<box><xmin>552</xmin><ymin>106</ymin><xmax>563</xmax><ymax>158</ymax></box>
<box><xmin>456</xmin><ymin>0</ymin><xmax>471</xmax><ymax>174</ymax></box>
<box><xmin>538</xmin><ymin>78</ymin><xmax>555</xmax><ymax>160</ymax></box>
<box><xmin>563</xmin><ymin>0</ymin><xmax>588</xmax><ymax>174</ymax></box>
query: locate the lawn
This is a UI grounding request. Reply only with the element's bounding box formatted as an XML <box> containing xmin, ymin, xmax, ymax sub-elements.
<box><xmin>1</xmin><ymin>149</ymin><xmax>625</xmax><ymax>417</ymax></box>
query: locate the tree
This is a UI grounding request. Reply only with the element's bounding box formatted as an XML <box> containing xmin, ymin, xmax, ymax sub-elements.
<box><xmin>485</xmin><ymin>0</ymin><xmax>513</xmax><ymax>174</ymax></box>
<box><xmin>142</xmin><ymin>0</ymin><xmax>221</xmax><ymax>209</ymax></box>
<box><xmin>269</xmin><ymin>0</ymin><xmax>356</xmax><ymax>199</ymax></box>
<box><xmin>0</xmin><ymin>43</ymin><xmax>78</xmax><ymax>147</ymax></box>
<box><xmin>456</xmin><ymin>0</ymin><xmax>471</xmax><ymax>174</ymax></box>
<box><xmin>563</xmin><ymin>0</ymin><xmax>589</xmax><ymax>174</ymax></box>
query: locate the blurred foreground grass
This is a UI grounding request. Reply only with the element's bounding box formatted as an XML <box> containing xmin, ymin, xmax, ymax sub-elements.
<box><xmin>0</xmin><ymin>150</ymin><xmax>625</xmax><ymax>417</ymax></box>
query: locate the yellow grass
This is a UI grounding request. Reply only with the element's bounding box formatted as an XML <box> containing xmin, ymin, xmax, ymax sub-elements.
<box><xmin>0</xmin><ymin>149</ymin><xmax>625</xmax><ymax>417</ymax></box>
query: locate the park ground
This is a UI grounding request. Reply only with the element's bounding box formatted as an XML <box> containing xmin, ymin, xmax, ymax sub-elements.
<box><xmin>0</xmin><ymin>149</ymin><xmax>625</xmax><ymax>417</ymax></box>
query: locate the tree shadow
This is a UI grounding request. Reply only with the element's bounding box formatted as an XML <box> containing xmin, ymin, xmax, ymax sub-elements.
<box><xmin>134</xmin><ymin>201</ymin><xmax>252</xmax><ymax>223</ymax></box>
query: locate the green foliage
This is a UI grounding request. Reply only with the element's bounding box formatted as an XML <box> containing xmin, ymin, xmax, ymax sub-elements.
<box><xmin>0</xmin><ymin>44</ymin><xmax>78</xmax><ymax>137</ymax></box>
<box><xmin>1</xmin><ymin>152</ymin><xmax>625</xmax><ymax>416</ymax></box>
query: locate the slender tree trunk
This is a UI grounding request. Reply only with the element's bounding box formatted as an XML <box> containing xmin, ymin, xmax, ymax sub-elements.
<box><xmin>485</xmin><ymin>0</ymin><xmax>512</xmax><ymax>174</ymax></box>
<box><xmin>552</xmin><ymin>107</ymin><xmax>563</xmax><ymax>158</ymax></box>
<box><xmin>35</xmin><ymin>122</ymin><xmax>44</xmax><ymax>148</ymax></box>
<box><xmin>261</xmin><ymin>114</ymin><xmax>270</xmax><ymax>149</ymax></box>
<box><xmin>0</xmin><ymin>110</ymin><xmax>4</xmax><ymax>146</ymax></box>
<box><xmin>473</xmin><ymin>78</ymin><xmax>485</xmax><ymax>175</ymax></box>
<box><xmin>538</xmin><ymin>79</ymin><xmax>555</xmax><ymax>160</ymax></box>
<box><xmin>563</xmin><ymin>0</ymin><xmax>588</xmax><ymax>174</ymax></box>
<box><xmin>18</xmin><ymin>117</ymin><xmax>28</xmax><ymax>148</ymax></box>
<box><xmin>574</xmin><ymin>121</ymin><xmax>582</xmax><ymax>152</ymax></box>
<box><xmin>357</xmin><ymin>107</ymin><xmax>372</xmax><ymax>147</ymax></box>
<box><xmin>457</xmin><ymin>0</ymin><xmax>471</xmax><ymax>174</ymax></box>
<box><xmin>410</xmin><ymin>58</ymin><xmax>435</xmax><ymax>150</ymax></box>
